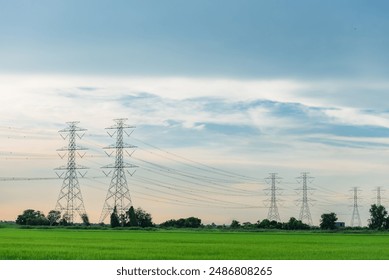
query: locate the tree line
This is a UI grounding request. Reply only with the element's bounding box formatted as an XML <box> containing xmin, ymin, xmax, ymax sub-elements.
<box><xmin>15</xmin><ymin>207</ymin><xmax>153</xmax><ymax>228</ymax></box>
<box><xmin>110</xmin><ymin>206</ymin><xmax>153</xmax><ymax>228</ymax></box>
<box><xmin>15</xmin><ymin>209</ymin><xmax>91</xmax><ymax>226</ymax></box>
<box><xmin>228</xmin><ymin>217</ymin><xmax>310</xmax><ymax>230</ymax></box>
<box><xmin>14</xmin><ymin>204</ymin><xmax>389</xmax><ymax>230</ymax></box>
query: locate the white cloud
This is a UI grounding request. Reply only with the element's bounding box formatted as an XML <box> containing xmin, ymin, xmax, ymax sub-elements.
<box><xmin>2</xmin><ymin>73</ymin><xmax>389</xmax><ymax>150</ymax></box>
<box><xmin>323</xmin><ymin>108</ymin><xmax>389</xmax><ymax>128</ymax></box>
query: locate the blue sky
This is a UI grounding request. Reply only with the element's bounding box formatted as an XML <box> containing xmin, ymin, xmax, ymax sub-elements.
<box><xmin>2</xmin><ymin>0</ymin><xmax>389</xmax><ymax>78</ymax></box>
<box><xmin>1</xmin><ymin>1</ymin><xmax>389</xmax><ymax>225</ymax></box>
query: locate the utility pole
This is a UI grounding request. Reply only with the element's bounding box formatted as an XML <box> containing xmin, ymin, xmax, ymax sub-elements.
<box><xmin>296</xmin><ymin>172</ymin><xmax>314</xmax><ymax>225</ymax></box>
<box><xmin>350</xmin><ymin>187</ymin><xmax>361</xmax><ymax>227</ymax></box>
<box><xmin>55</xmin><ymin>122</ymin><xmax>88</xmax><ymax>224</ymax></box>
<box><xmin>265</xmin><ymin>173</ymin><xmax>282</xmax><ymax>222</ymax></box>
<box><xmin>99</xmin><ymin>119</ymin><xmax>137</xmax><ymax>223</ymax></box>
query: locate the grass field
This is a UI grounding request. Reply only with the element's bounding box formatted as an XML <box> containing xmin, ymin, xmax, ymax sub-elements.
<box><xmin>1</xmin><ymin>228</ymin><xmax>389</xmax><ymax>260</ymax></box>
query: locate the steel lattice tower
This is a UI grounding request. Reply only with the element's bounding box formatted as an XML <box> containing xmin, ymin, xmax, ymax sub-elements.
<box><xmin>374</xmin><ymin>187</ymin><xmax>382</xmax><ymax>206</ymax></box>
<box><xmin>296</xmin><ymin>172</ymin><xmax>314</xmax><ymax>225</ymax></box>
<box><xmin>54</xmin><ymin>122</ymin><xmax>88</xmax><ymax>224</ymax></box>
<box><xmin>265</xmin><ymin>173</ymin><xmax>282</xmax><ymax>222</ymax></box>
<box><xmin>99</xmin><ymin>119</ymin><xmax>137</xmax><ymax>223</ymax></box>
<box><xmin>351</xmin><ymin>187</ymin><xmax>361</xmax><ymax>227</ymax></box>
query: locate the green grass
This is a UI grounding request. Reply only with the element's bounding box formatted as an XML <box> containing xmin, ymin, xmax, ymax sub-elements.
<box><xmin>1</xmin><ymin>228</ymin><xmax>389</xmax><ymax>260</ymax></box>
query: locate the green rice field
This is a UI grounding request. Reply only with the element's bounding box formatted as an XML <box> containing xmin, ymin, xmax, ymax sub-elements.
<box><xmin>1</xmin><ymin>228</ymin><xmax>389</xmax><ymax>260</ymax></box>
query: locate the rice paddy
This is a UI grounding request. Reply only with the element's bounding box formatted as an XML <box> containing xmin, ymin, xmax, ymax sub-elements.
<box><xmin>1</xmin><ymin>228</ymin><xmax>389</xmax><ymax>260</ymax></box>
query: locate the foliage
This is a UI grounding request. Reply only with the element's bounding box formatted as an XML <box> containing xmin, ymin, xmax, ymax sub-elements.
<box><xmin>112</xmin><ymin>207</ymin><xmax>154</xmax><ymax>228</ymax></box>
<box><xmin>257</xmin><ymin>219</ymin><xmax>271</xmax><ymax>228</ymax></box>
<box><xmin>81</xmin><ymin>214</ymin><xmax>90</xmax><ymax>226</ymax></box>
<box><xmin>242</xmin><ymin>222</ymin><xmax>253</xmax><ymax>229</ymax></box>
<box><xmin>257</xmin><ymin>219</ymin><xmax>284</xmax><ymax>229</ymax></box>
<box><xmin>59</xmin><ymin>216</ymin><xmax>69</xmax><ymax>226</ymax></box>
<box><xmin>47</xmin><ymin>210</ymin><xmax>61</xmax><ymax>226</ymax></box>
<box><xmin>184</xmin><ymin>217</ymin><xmax>202</xmax><ymax>228</ymax></box>
<box><xmin>110</xmin><ymin>206</ymin><xmax>120</xmax><ymax>228</ymax></box>
<box><xmin>368</xmin><ymin>204</ymin><xmax>388</xmax><ymax>230</ymax></box>
<box><xmin>284</xmin><ymin>217</ymin><xmax>310</xmax><ymax>230</ymax></box>
<box><xmin>230</xmin><ymin>220</ymin><xmax>241</xmax><ymax>228</ymax></box>
<box><xmin>127</xmin><ymin>206</ymin><xmax>138</xmax><ymax>227</ymax></box>
<box><xmin>160</xmin><ymin>217</ymin><xmax>202</xmax><ymax>228</ymax></box>
<box><xmin>320</xmin><ymin>213</ymin><xmax>338</xmax><ymax>230</ymax></box>
<box><xmin>59</xmin><ymin>213</ymin><xmax>73</xmax><ymax>226</ymax></box>
<box><xmin>16</xmin><ymin>209</ymin><xmax>49</xmax><ymax>226</ymax></box>
<box><xmin>224</xmin><ymin>218</ymin><xmax>310</xmax><ymax>230</ymax></box>
<box><xmin>134</xmin><ymin>207</ymin><xmax>153</xmax><ymax>227</ymax></box>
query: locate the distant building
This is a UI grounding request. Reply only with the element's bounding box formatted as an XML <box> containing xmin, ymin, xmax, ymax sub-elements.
<box><xmin>335</xmin><ymin>222</ymin><xmax>345</xmax><ymax>228</ymax></box>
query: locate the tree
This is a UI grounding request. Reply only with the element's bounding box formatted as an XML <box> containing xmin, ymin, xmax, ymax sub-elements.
<box><xmin>320</xmin><ymin>213</ymin><xmax>337</xmax><ymax>230</ymax></box>
<box><xmin>47</xmin><ymin>210</ymin><xmax>61</xmax><ymax>226</ymax></box>
<box><xmin>184</xmin><ymin>217</ymin><xmax>202</xmax><ymax>228</ymax></box>
<box><xmin>16</xmin><ymin>209</ymin><xmax>49</xmax><ymax>226</ymax></box>
<box><xmin>369</xmin><ymin>204</ymin><xmax>388</xmax><ymax>230</ymax></box>
<box><xmin>384</xmin><ymin>216</ymin><xmax>389</xmax><ymax>230</ymax></box>
<box><xmin>135</xmin><ymin>207</ymin><xmax>153</xmax><ymax>227</ymax></box>
<box><xmin>258</xmin><ymin>219</ymin><xmax>271</xmax><ymax>228</ymax></box>
<box><xmin>59</xmin><ymin>214</ymin><xmax>70</xmax><ymax>226</ymax></box>
<box><xmin>242</xmin><ymin>222</ymin><xmax>253</xmax><ymax>229</ymax></box>
<box><xmin>159</xmin><ymin>217</ymin><xmax>202</xmax><ymax>228</ymax></box>
<box><xmin>230</xmin><ymin>220</ymin><xmax>241</xmax><ymax>228</ymax></box>
<box><xmin>81</xmin><ymin>213</ymin><xmax>90</xmax><ymax>226</ymax></box>
<box><xmin>110</xmin><ymin>206</ymin><xmax>120</xmax><ymax>228</ymax></box>
<box><xmin>119</xmin><ymin>213</ymin><xmax>127</xmax><ymax>227</ymax></box>
<box><xmin>159</xmin><ymin>219</ymin><xmax>176</xmax><ymax>228</ymax></box>
<box><xmin>127</xmin><ymin>206</ymin><xmax>138</xmax><ymax>227</ymax></box>
<box><xmin>285</xmin><ymin>217</ymin><xmax>310</xmax><ymax>230</ymax></box>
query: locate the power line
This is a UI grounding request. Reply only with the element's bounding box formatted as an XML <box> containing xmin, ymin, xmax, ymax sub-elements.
<box><xmin>0</xmin><ymin>177</ymin><xmax>59</xmax><ymax>181</ymax></box>
<box><xmin>132</xmin><ymin>137</ymin><xmax>261</xmax><ymax>182</ymax></box>
<box><xmin>135</xmin><ymin>160</ymin><xmax>258</xmax><ymax>195</ymax></box>
<box><xmin>132</xmin><ymin>176</ymin><xmax>258</xmax><ymax>208</ymax></box>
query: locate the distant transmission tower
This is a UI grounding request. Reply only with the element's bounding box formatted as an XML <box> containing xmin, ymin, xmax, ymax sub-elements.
<box><xmin>350</xmin><ymin>187</ymin><xmax>362</xmax><ymax>227</ymax></box>
<box><xmin>55</xmin><ymin>122</ymin><xmax>88</xmax><ymax>224</ymax></box>
<box><xmin>265</xmin><ymin>173</ymin><xmax>282</xmax><ymax>222</ymax></box>
<box><xmin>296</xmin><ymin>172</ymin><xmax>314</xmax><ymax>225</ymax></box>
<box><xmin>374</xmin><ymin>187</ymin><xmax>383</xmax><ymax>206</ymax></box>
<box><xmin>99</xmin><ymin>119</ymin><xmax>137</xmax><ymax>223</ymax></box>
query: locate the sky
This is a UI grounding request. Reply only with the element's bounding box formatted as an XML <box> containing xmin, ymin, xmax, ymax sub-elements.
<box><xmin>1</xmin><ymin>0</ymin><xmax>389</xmax><ymax>226</ymax></box>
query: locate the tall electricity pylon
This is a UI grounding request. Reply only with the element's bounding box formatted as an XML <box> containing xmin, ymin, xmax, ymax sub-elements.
<box><xmin>374</xmin><ymin>187</ymin><xmax>383</xmax><ymax>206</ymax></box>
<box><xmin>99</xmin><ymin>119</ymin><xmax>137</xmax><ymax>223</ymax></box>
<box><xmin>265</xmin><ymin>173</ymin><xmax>282</xmax><ymax>222</ymax></box>
<box><xmin>296</xmin><ymin>172</ymin><xmax>314</xmax><ymax>225</ymax></box>
<box><xmin>54</xmin><ymin>122</ymin><xmax>88</xmax><ymax>224</ymax></box>
<box><xmin>350</xmin><ymin>187</ymin><xmax>361</xmax><ymax>227</ymax></box>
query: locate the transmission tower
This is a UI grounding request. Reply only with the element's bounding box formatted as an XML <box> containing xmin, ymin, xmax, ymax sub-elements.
<box><xmin>350</xmin><ymin>187</ymin><xmax>361</xmax><ymax>227</ymax></box>
<box><xmin>265</xmin><ymin>173</ymin><xmax>282</xmax><ymax>222</ymax></box>
<box><xmin>99</xmin><ymin>119</ymin><xmax>137</xmax><ymax>223</ymax></box>
<box><xmin>373</xmin><ymin>187</ymin><xmax>383</xmax><ymax>206</ymax></box>
<box><xmin>54</xmin><ymin>122</ymin><xmax>88</xmax><ymax>224</ymax></box>
<box><xmin>296</xmin><ymin>172</ymin><xmax>314</xmax><ymax>225</ymax></box>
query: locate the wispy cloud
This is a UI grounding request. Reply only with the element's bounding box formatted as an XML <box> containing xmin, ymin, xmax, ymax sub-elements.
<box><xmin>323</xmin><ymin>108</ymin><xmax>389</xmax><ymax>128</ymax></box>
<box><xmin>2</xmin><ymin>74</ymin><xmax>389</xmax><ymax>139</ymax></box>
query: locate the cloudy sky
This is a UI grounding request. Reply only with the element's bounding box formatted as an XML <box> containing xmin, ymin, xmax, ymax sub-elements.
<box><xmin>1</xmin><ymin>0</ymin><xmax>389</xmax><ymax>226</ymax></box>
